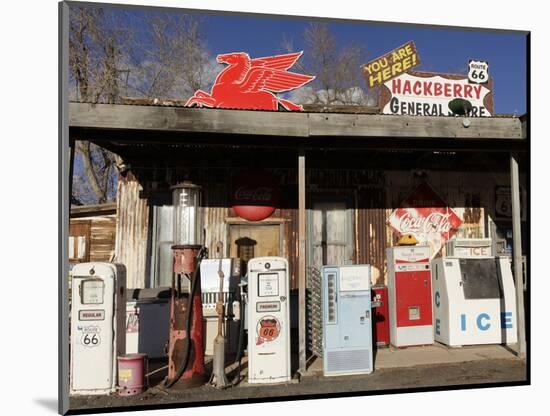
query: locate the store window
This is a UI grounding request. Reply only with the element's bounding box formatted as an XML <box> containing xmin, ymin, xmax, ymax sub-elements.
<box><xmin>149</xmin><ymin>205</ymin><xmax>174</xmax><ymax>287</ymax></box>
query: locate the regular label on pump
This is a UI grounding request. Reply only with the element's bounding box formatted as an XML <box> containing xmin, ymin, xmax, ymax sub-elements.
<box><xmin>79</xmin><ymin>310</ymin><xmax>105</xmax><ymax>321</ymax></box>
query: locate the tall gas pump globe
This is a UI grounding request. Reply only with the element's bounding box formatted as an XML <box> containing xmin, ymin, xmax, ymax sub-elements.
<box><xmin>172</xmin><ymin>182</ymin><xmax>203</xmax><ymax>247</ymax></box>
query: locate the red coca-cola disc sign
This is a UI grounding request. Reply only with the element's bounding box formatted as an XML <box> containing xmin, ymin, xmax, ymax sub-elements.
<box><xmin>231</xmin><ymin>170</ymin><xmax>279</xmax><ymax>221</ymax></box>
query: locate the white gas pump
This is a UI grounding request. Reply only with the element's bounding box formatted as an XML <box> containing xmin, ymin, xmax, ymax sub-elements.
<box><xmin>70</xmin><ymin>263</ymin><xmax>126</xmax><ymax>395</ymax></box>
<box><xmin>247</xmin><ymin>257</ymin><xmax>291</xmax><ymax>384</ymax></box>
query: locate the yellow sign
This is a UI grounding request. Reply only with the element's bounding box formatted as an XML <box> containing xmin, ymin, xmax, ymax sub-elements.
<box><xmin>362</xmin><ymin>41</ymin><xmax>420</xmax><ymax>88</ymax></box>
<box><xmin>119</xmin><ymin>368</ymin><xmax>133</xmax><ymax>382</ymax></box>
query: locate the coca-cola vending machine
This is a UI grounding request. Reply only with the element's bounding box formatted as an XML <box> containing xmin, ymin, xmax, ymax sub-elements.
<box><xmin>372</xmin><ymin>285</ymin><xmax>390</xmax><ymax>347</ymax></box>
<box><xmin>387</xmin><ymin>245</ymin><xmax>434</xmax><ymax>347</ymax></box>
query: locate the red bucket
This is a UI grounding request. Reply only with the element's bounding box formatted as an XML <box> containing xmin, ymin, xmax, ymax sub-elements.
<box><xmin>117</xmin><ymin>353</ymin><xmax>147</xmax><ymax>396</ymax></box>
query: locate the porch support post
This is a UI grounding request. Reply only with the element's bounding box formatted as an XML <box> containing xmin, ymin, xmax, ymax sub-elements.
<box><xmin>298</xmin><ymin>149</ymin><xmax>307</xmax><ymax>373</ymax></box>
<box><xmin>510</xmin><ymin>152</ymin><xmax>526</xmax><ymax>356</ymax></box>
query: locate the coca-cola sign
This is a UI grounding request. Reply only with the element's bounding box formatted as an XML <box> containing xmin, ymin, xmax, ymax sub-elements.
<box><xmin>388</xmin><ymin>182</ymin><xmax>462</xmax><ymax>258</ymax></box>
<box><xmin>231</xmin><ymin>170</ymin><xmax>279</xmax><ymax>221</ymax></box>
<box><xmin>234</xmin><ymin>186</ymin><xmax>273</xmax><ymax>203</ymax></box>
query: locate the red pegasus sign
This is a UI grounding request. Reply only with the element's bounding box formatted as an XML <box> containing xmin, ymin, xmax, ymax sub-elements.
<box><xmin>185</xmin><ymin>51</ymin><xmax>315</xmax><ymax>111</ymax></box>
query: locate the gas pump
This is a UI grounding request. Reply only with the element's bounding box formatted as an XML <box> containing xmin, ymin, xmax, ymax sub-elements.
<box><xmin>165</xmin><ymin>182</ymin><xmax>206</xmax><ymax>389</ymax></box>
<box><xmin>70</xmin><ymin>263</ymin><xmax>126</xmax><ymax>395</ymax></box>
<box><xmin>387</xmin><ymin>245</ymin><xmax>434</xmax><ymax>347</ymax></box>
<box><xmin>322</xmin><ymin>265</ymin><xmax>374</xmax><ymax>376</ymax></box>
<box><xmin>432</xmin><ymin>238</ymin><xmax>517</xmax><ymax>346</ymax></box>
<box><xmin>247</xmin><ymin>257</ymin><xmax>291</xmax><ymax>384</ymax></box>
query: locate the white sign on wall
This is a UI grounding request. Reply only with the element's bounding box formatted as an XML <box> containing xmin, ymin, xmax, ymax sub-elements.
<box><xmin>381</xmin><ymin>72</ymin><xmax>492</xmax><ymax>117</ymax></box>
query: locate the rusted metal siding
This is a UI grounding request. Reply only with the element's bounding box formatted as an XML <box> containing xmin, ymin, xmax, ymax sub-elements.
<box><xmin>281</xmin><ymin>208</ymin><xmax>299</xmax><ymax>289</ymax></box>
<box><xmin>125</xmin><ymin>165</ymin><xmax>527</xmax><ymax>291</ymax></box>
<box><xmin>203</xmin><ymin>181</ymin><xmax>230</xmax><ymax>256</ymax></box>
<box><xmin>204</xmin><ymin>206</ymin><xmax>229</xmax><ymax>256</ymax></box>
<box><xmin>357</xmin><ymin>192</ymin><xmax>387</xmax><ymax>285</ymax></box>
<box><xmin>115</xmin><ymin>173</ymin><xmax>150</xmax><ymax>289</ymax></box>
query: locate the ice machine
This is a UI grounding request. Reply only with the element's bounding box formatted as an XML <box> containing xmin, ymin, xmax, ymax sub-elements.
<box><xmin>432</xmin><ymin>256</ymin><xmax>517</xmax><ymax>346</ymax></box>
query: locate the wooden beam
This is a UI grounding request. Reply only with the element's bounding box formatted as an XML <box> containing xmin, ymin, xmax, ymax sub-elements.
<box><xmin>308</xmin><ymin>113</ymin><xmax>524</xmax><ymax>140</ymax></box>
<box><xmin>510</xmin><ymin>153</ymin><xmax>526</xmax><ymax>357</ymax></box>
<box><xmin>70</xmin><ymin>103</ymin><xmax>309</xmax><ymax>137</ymax></box>
<box><xmin>298</xmin><ymin>150</ymin><xmax>307</xmax><ymax>373</ymax></box>
<box><xmin>70</xmin><ymin>103</ymin><xmax>526</xmax><ymax>141</ymax></box>
<box><xmin>70</xmin><ymin>202</ymin><xmax>117</xmax><ymax>218</ymax></box>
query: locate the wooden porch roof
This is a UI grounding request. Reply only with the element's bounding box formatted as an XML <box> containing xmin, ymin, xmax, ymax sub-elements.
<box><xmin>69</xmin><ymin>102</ymin><xmax>526</xmax><ymax>141</ymax></box>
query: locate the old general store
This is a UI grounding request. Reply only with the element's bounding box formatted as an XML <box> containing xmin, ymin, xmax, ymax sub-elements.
<box><xmin>67</xmin><ymin>99</ymin><xmax>527</xmax><ymax>374</ymax></box>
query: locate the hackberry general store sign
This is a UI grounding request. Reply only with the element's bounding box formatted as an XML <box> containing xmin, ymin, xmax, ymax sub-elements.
<box><xmin>379</xmin><ymin>71</ymin><xmax>494</xmax><ymax>117</ymax></box>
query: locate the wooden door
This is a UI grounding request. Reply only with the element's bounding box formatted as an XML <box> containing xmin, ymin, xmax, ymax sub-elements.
<box><xmin>229</xmin><ymin>224</ymin><xmax>281</xmax><ymax>270</ymax></box>
<box><xmin>309</xmin><ymin>199</ymin><xmax>353</xmax><ymax>268</ymax></box>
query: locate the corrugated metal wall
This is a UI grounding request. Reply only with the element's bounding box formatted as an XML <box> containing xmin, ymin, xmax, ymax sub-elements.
<box><xmin>115</xmin><ymin>173</ymin><xmax>150</xmax><ymax>289</ymax></box>
<box><xmin>117</xmin><ymin>165</ymin><xmax>525</xmax><ymax>289</ymax></box>
<box><xmin>281</xmin><ymin>208</ymin><xmax>299</xmax><ymax>289</ymax></box>
<box><xmin>357</xmin><ymin>189</ymin><xmax>387</xmax><ymax>285</ymax></box>
<box><xmin>203</xmin><ymin>181</ymin><xmax>229</xmax><ymax>257</ymax></box>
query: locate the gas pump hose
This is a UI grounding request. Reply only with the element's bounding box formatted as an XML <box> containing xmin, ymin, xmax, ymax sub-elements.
<box><xmin>164</xmin><ymin>246</ymin><xmax>207</xmax><ymax>388</ymax></box>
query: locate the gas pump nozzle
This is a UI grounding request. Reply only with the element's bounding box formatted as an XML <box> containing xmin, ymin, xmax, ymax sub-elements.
<box><xmin>209</xmin><ymin>242</ymin><xmax>230</xmax><ymax>389</ymax></box>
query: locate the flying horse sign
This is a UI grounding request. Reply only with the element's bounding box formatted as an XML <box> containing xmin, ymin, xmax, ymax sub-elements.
<box><xmin>186</xmin><ymin>51</ymin><xmax>315</xmax><ymax>111</ymax></box>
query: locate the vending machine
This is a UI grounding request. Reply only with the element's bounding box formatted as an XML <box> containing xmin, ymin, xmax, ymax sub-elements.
<box><xmin>322</xmin><ymin>265</ymin><xmax>373</xmax><ymax>376</ymax></box>
<box><xmin>70</xmin><ymin>263</ymin><xmax>126</xmax><ymax>395</ymax></box>
<box><xmin>372</xmin><ymin>285</ymin><xmax>390</xmax><ymax>347</ymax></box>
<box><xmin>432</xmin><ymin>254</ymin><xmax>517</xmax><ymax>346</ymax></box>
<box><xmin>387</xmin><ymin>246</ymin><xmax>434</xmax><ymax>347</ymax></box>
<box><xmin>247</xmin><ymin>257</ymin><xmax>291</xmax><ymax>384</ymax></box>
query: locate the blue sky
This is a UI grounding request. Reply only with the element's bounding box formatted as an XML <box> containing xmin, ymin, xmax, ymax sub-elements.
<box><xmin>198</xmin><ymin>13</ymin><xmax>526</xmax><ymax>114</ymax></box>
<box><xmin>108</xmin><ymin>7</ymin><xmax>527</xmax><ymax>114</ymax></box>
<box><xmin>71</xmin><ymin>6</ymin><xmax>528</xmax><ymax>203</ymax></box>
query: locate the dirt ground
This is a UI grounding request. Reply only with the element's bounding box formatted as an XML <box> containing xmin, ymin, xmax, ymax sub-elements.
<box><xmin>69</xmin><ymin>356</ymin><xmax>527</xmax><ymax>413</ymax></box>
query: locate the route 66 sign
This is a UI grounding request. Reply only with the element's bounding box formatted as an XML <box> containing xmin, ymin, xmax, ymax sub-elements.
<box><xmin>495</xmin><ymin>186</ymin><xmax>526</xmax><ymax>220</ymax></box>
<box><xmin>468</xmin><ymin>60</ymin><xmax>489</xmax><ymax>84</ymax></box>
<box><xmin>80</xmin><ymin>325</ymin><xmax>102</xmax><ymax>347</ymax></box>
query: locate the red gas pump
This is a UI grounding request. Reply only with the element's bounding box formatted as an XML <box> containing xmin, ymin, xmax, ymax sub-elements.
<box><xmin>165</xmin><ymin>245</ymin><xmax>206</xmax><ymax>389</ymax></box>
<box><xmin>164</xmin><ymin>183</ymin><xmax>206</xmax><ymax>389</ymax></box>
